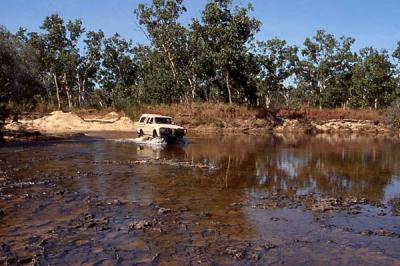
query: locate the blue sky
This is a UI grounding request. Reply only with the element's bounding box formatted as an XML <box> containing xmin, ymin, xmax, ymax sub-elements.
<box><xmin>1</xmin><ymin>0</ymin><xmax>400</xmax><ymax>53</ymax></box>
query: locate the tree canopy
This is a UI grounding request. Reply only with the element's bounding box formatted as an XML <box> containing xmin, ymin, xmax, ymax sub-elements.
<box><xmin>1</xmin><ymin>0</ymin><xmax>400</xmax><ymax>116</ymax></box>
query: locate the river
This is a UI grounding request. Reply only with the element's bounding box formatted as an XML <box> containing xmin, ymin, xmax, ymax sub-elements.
<box><xmin>0</xmin><ymin>133</ymin><xmax>399</xmax><ymax>265</ymax></box>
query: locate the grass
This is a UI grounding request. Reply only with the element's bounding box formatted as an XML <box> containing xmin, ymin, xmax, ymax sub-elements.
<box><xmin>277</xmin><ymin>108</ymin><xmax>383</xmax><ymax>122</ymax></box>
<box><xmin>142</xmin><ymin>103</ymin><xmax>258</xmax><ymax>127</ymax></box>
<box><xmin>143</xmin><ymin>103</ymin><xmax>384</xmax><ymax>125</ymax></box>
<box><xmin>26</xmin><ymin>102</ymin><xmax>386</xmax><ymax>127</ymax></box>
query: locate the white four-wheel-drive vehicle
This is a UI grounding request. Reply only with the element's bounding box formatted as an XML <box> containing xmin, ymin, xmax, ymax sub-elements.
<box><xmin>134</xmin><ymin>114</ymin><xmax>187</xmax><ymax>141</ymax></box>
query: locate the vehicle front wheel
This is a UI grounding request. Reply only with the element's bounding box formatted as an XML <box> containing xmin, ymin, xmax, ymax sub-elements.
<box><xmin>138</xmin><ymin>130</ymin><xmax>144</xmax><ymax>137</ymax></box>
<box><xmin>153</xmin><ymin>130</ymin><xmax>158</xmax><ymax>138</ymax></box>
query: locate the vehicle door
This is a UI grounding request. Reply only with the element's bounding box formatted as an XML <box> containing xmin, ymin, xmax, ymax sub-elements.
<box><xmin>137</xmin><ymin>116</ymin><xmax>147</xmax><ymax>132</ymax></box>
<box><xmin>145</xmin><ymin>117</ymin><xmax>154</xmax><ymax>135</ymax></box>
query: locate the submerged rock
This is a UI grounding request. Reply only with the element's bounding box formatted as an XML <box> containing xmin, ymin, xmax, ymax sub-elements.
<box><xmin>311</xmin><ymin>198</ymin><xmax>339</xmax><ymax>212</ymax></box>
<box><xmin>225</xmin><ymin>247</ymin><xmax>245</xmax><ymax>259</ymax></box>
<box><xmin>158</xmin><ymin>207</ymin><xmax>172</xmax><ymax>214</ymax></box>
<box><xmin>129</xmin><ymin>220</ymin><xmax>153</xmax><ymax>230</ymax></box>
<box><xmin>263</xmin><ymin>242</ymin><xmax>277</xmax><ymax>250</ymax></box>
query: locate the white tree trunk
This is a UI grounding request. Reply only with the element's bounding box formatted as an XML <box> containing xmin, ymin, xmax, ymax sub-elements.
<box><xmin>225</xmin><ymin>70</ymin><xmax>232</xmax><ymax>105</ymax></box>
<box><xmin>53</xmin><ymin>73</ymin><xmax>61</xmax><ymax>110</ymax></box>
<box><xmin>63</xmin><ymin>73</ymin><xmax>72</xmax><ymax>109</ymax></box>
<box><xmin>265</xmin><ymin>95</ymin><xmax>271</xmax><ymax>108</ymax></box>
<box><xmin>188</xmin><ymin>77</ymin><xmax>196</xmax><ymax>101</ymax></box>
<box><xmin>76</xmin><ymin>74</ymin><xmax>82</xmax><ymax>107</ymax></box>
<box><xmin>82</xmin><ymin>79</ymin><xmax>86</xmax><ymax>104</ymax></box>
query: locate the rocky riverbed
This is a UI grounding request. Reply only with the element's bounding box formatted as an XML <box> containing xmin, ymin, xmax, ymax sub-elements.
<box><xmin>0</xmin><ymin>134</ymin><xmax>399</xmax><ymax>265</ymax></box>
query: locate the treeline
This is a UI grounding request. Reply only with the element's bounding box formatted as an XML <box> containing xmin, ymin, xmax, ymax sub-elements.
<box><xmin>2</xmin><ymin>0</ymin><xmax>400</xmax><ymax>114</ymax></box>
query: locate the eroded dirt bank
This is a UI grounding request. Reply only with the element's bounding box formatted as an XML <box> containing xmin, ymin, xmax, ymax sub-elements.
<box><xmin>5</xmin><ymin>111</ymin><xmax>136</xmax><ymax>135</ymax></box>
<box><xmin>0</xmin><ymin>134</ymin><xmax>399</xmax><ymax>265</ymax></box>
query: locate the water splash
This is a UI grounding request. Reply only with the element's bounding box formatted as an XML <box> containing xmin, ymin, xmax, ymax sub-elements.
<box><xmin>113</xmin><ymin>136</ymin><xmax>167</xmax><ymax>146</ymax></box>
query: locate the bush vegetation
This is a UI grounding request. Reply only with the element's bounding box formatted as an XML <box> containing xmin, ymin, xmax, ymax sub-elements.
<box><xmin>385</xmin><ymin>99</ymin><xmax>400</xmax><ymax>130</ymax></box>
<box><xmin>1</xmin><ymin>0</ymin><xmax>400</xmax><ymax>131</ymax></box>
<box><xmin>140</xmin><ymin>103</ymin><xmax>384</xmax><ymax>127</ymax></box>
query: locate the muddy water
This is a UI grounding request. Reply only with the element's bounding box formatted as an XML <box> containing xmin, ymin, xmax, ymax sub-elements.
<box><xmin>1</xmin><ymin>133</ymin><xmax>400</xmax><ymax>265</ymax></box>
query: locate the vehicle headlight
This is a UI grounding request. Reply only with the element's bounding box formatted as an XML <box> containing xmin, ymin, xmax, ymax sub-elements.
<box><xmin>176</xmin><ymin>128</ymin><xmax>185</xmax><ymax>134</ymax></box>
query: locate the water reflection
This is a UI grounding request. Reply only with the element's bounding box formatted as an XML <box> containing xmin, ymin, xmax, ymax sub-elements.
<box><xmin>137</xmin><ymin>134</ymin><xmax>400</xmax><ymax>203</ymax></box>
<box><xmin>3</xmin><ymin>134</ymin><xmax>399</xmax><ymax>204</ymax></box>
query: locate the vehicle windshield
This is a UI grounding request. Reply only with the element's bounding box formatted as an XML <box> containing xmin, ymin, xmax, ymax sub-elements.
<box><xmin>155</xmin><ymin>117</ymin><xmax>172</xmax><ymax>124</ymax></box>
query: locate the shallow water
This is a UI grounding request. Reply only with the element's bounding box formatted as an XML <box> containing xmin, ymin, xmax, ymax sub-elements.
<box><xmin>0</xmin><ymin>133</ymin><xmax>400</xmax><ymax>265</ymax></box>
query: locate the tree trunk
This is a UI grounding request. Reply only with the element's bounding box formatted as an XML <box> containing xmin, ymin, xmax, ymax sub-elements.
<box><xmin>76</xmin><ymin>74</ymin><xmax>82</xmax><ymax>107</ymax></box>
<box><xmin>161</xmin><ymin>43</ymin><xmax>180</xmax><ymax>95</ymax></box>
<box><xmin>343</xmin><ymin>100</ymin><xmax>349</xmax><ymax>110</ymax></box>
<box><xmin>188</xmin><ymin>77</ymin><xmax>196</xmax><ymax>101</ymax></box>
<box><xmin>66</xmin><ymin>88</ymin><xmax>72</xmax><ymax>109</ymax></box>
<box><xmin>53</xmin><ymin>73</ymin><xmax>61</xmax><ymax>110</ymax></box>
<box><xmin>265</xmin><ymin>95</ymin><xmax>271</xmax><ymax>108</ymax></box>
<box><xmin>224</xmin><ymin>70</ymin><xmax>232</xmax><ymax>105</ymax></box>
<box><xmin>63</xmin><ymin>73</ymin><xmax>72</xmax><ymax>109</ymax></box>
<box><xmin>82</xmin><ymin>79</ymin><xmax>86</xmax><ymax>104</ymax></box>
<box><xmin>284</xmin><ymin>92</ymin><xmax>290</xmax><ymax>107</ymax></box>
<box><xmin>162</xmin><ymin>44</ymin><xmax>177</xmax><ymax>80</ymax></box>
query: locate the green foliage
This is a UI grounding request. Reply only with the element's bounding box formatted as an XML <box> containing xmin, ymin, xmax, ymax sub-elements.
<box><xmin>256</xmin><ymin>38</ymin><xmax>299</xmax><ymax>107</ymax></box>
<box><xmin>297</xmin><ymin>30</ymin><xmax>357</xmax><ymax>108</ymax></box>
<box><xmin>40</xmin><ymin>14</ymin><xmax>85</xmax><ymax>109</ymax></box>
<box><xmin>113</xmin><ymin>97</ymin><xmax>141</xmax><ymax>121</ymax></box>
<box><xmin>100</xmin><ymin>33</ymin><xmax>137</xmax><ymax>105</ymax></box>
<box><xmin>349</xmin><ymin>48</ymin><xmax>396</xmax><ymax>108</ymax></box>
<box><xmin>194</xmin><ymin>0</ymin><xmax>261</xmax><ymax>104</ymax></box>
<box><xmin>135</xmin><ymin>0</ymin><xmax>189</xmax><ymax>102</ymax></box>
<box><xmin>0</xmin><ymin>26</ymin><xmax>44</xmax><ymax>134</ymax></box>
<box><xmin>1</xmin><ymin>0</ymin><xmax>400</xmax><ymax>121</ymax></box>
<box><xmin>385</xmin><ymin>98</ymin><xmax>400</xmax><ymax>130</ymax></box>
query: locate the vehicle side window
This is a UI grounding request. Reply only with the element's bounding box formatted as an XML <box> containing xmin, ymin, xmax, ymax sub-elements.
<box><xmin>147</xmin><ymin>117</ymin><xmax>153</xmax><ymax>124</ymax></box>
<box><xmin>139</xmin><ymin>117</ymin><xmax>146</xmax><ymax>123</ymax></box>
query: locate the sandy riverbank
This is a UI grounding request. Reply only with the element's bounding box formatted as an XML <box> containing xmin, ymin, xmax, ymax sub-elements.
<box><xmin>5</xmin><ymin>111</ymin><xmax>136</xmax><ymax>134</ymax></box>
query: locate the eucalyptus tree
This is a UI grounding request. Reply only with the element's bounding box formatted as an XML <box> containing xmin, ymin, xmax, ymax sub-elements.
<box><xmin>393</xmin><ymin>41</ymin><xmax>400</xmax><ymax>95</ymax></box>
<box><xmin>188</xmin><ymin>19</ymin><xmax>218</xmax><ymax>102</ymax></box>
<box><xmin>40</xmin><ymin>14</ymin><xmax>84</xmax><ymax>109</ymax></box>
<box><xmin>393</xmin><ymin>41</ymin><xmax>400</xmax><ymax>66</ymax></box>
<box><xmin>256</xmin><ymin>38</ymin><xmax>298</xmax><ymax>107</ymax></box>
<box><xmin>195</xmin><ymin>0</ymin><xmax>261</xmax><ymax>104</ymax></box>
<box><xmin>134</xmin><ymin>45</ymin><xmax>176</xmax><ymax>103</ymax></box>
<box><xmin>99</xmin><ymin>34</ymin><xmax>137</xmax><ymax>106</ymax></box>
<box><xmin>325</xmin><ymin>36</ymin><xmax>357</xmax><ymax>108</ymax></box>
<box><xmin>0</xmin><ymin>26</ymin><xmax>43</xmax><ymax>138</ymax></box>
<box><xmin>135</xmin><ymin>0</ymin><xmax>191</xmax><ymax>102</ymax></box>
<box><xmin>298</xmin><ymin>30</ymin><xmax>356</xmax><ymax>108</ymax></box>
<box><xmin>0</xmin><ymin>27</ymin><xmax>43</xmax><ymax>104</ymax></box>
<box><xmin>350</xmin><ymin>47</ymin><xmax>396</xmax><ymax>109</ymax></box>
<box><xmin>76</xmin><ymin>30</ymin><xmax>104</xmax><ymax>106</ymax></box>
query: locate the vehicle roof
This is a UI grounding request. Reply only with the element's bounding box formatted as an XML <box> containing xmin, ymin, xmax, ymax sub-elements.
<box><xmin>140</xmin><ymin>114</ymin><xmax>172</xmax><ymax>118</ymax></box>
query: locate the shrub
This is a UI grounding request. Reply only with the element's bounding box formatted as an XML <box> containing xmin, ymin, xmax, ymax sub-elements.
<box><xmin>114</xmin><ymin>98</ymin><xmax>142</xmax><ymax>121</ymax></box>
<box><xmin>385</xmin><ymin>98</ymin><xmax>400</xmax><ymax>130</ymax></box>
